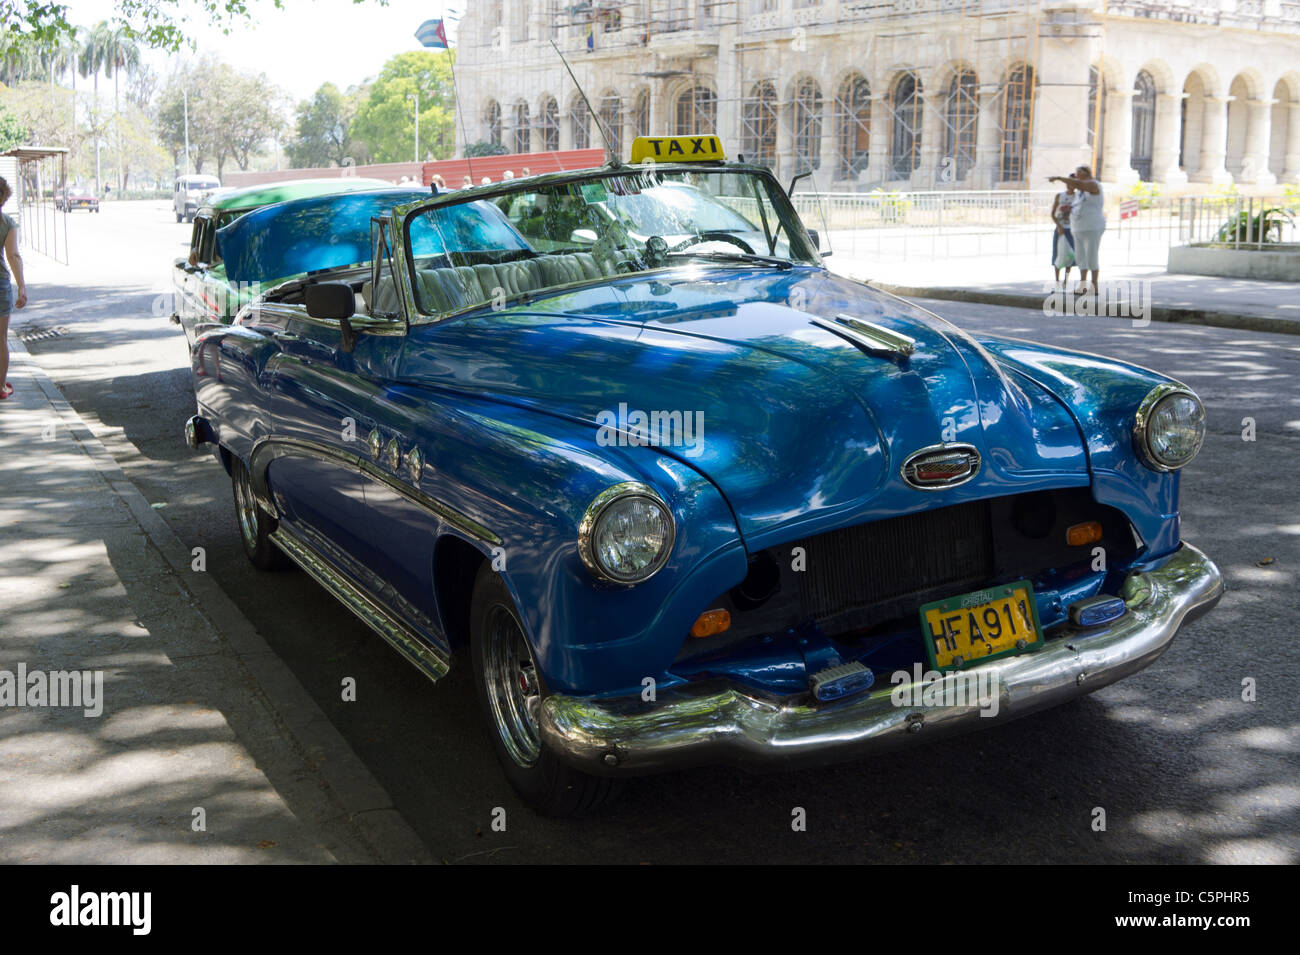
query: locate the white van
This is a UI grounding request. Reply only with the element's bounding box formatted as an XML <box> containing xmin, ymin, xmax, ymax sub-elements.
<box><xmin>173</xmin><ymin>175</ymin><xmax>222</xmax><ymax>223</ymax></box>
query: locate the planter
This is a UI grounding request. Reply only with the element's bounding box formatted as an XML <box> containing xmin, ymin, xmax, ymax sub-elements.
<box><xmin>1167</xmin><ymin>242</ymin><xmax>1300</xmax><ymax>281</ymax></box>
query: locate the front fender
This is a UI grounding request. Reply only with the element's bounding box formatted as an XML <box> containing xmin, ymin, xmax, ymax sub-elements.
<box><xmin>385</xmin><ymin>385</ymin><xmax>747</xmax><ymax>696</ymax></box>
<box><xmin>979</xmin><ymin>338</ymin><xmax>1183</xmax><ymax>558</ymax></box>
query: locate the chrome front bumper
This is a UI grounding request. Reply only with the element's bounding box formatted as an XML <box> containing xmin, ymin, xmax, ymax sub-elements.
<box><xmin>538</xmin><ymin>543</ymin><xmax>1224</xmax><ymax>777</ymax></box>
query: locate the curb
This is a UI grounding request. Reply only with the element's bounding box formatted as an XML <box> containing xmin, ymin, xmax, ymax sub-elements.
<box><xmin>873</xmin><ymin>284</ymin><xmax>1299</xmax><ymax>337</ymax></box>
<box><xmin>8</xmin><ymin>333</ymin><xmax>435</xmax><ymax>865</ymax></box>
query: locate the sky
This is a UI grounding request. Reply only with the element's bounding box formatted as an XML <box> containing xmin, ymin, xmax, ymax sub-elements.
<box><xmin>60</xmin><ymin>0</ymin><xmax>464</xmax><ymax>101</ymax></box>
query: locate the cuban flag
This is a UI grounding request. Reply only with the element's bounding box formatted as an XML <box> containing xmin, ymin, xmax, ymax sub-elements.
<box><xmin>415</xmin><ymin>18</ymin><xmax>449</xmax><ymax>49</ymax></box>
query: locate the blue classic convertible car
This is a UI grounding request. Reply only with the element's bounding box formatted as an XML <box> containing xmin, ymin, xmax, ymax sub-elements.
<box><xmin>184</xmin><ymin>137</ymin><xmax>1223</xmax><ymax>815</ymax></box>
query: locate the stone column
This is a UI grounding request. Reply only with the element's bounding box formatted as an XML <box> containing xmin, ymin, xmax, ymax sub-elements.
<box><xmin>1285</xmin><ymin>102</ymin><xmax>1300</xmax><ymax>183</ymax></box>
<box><xmin>1242</xmin><ymin>98</ymin><xmax>1278</xmax><ymax>186</ymax></box>
<box><xmin>973</xmin><ymin>86</ymin><xmax>1004</xmax><ymax>189</ymax></box>
<box><xmin>915</xmin><ymin>91</ymin><xmax>946</xmax><ymax>188</ymax></box>
<box><xmin>1101</xmin><ymin>88</ymin><xmax>1139</xmax><ymax>186</ymax></box>
<box><xmin>1151</xmin><ymin>92</ymin><xmax>1188</xmax><ymax>185</ymax></box>
<box><xmin>866</xmin><ymin>89</ymin><xmax>891</xmax><ymax>187</ymax></box>
<box><xmin>1026</xmin><ymin>21</ymin><xmax>1095</xmax><ymax>187</ymax></box>
<box><xmin>775</xmin><ymin>94</ymin><xmax>795</xmax><ymax>185</ymax></box>
<box><xmin>1198</xmin><ymin>95</ymin><xmax>1233</xmax><ymax>185</ymax></box>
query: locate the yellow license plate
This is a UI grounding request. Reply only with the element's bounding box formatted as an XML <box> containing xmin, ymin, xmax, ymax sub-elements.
<box><xmin>920</xmin><ymin>580</ymin><xmax>1042</xmax><ymax>671</ymax></box>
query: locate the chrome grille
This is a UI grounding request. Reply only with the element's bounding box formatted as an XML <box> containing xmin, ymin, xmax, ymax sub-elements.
<box><xmin>792</xmin><ymin>500</ymin><xmax>995</xmax><ymax>631</ymax></box>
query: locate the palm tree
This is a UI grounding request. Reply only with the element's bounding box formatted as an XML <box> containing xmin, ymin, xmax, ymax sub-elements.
<box><xmin>102</xmin><ymin>25</ymin><xmax>139</xmax><ymax>193</ymax></box>
<box><xmin>78</xmin><ymin>22</ymin><xmax>111</xmax><ymax>195</ymax></box>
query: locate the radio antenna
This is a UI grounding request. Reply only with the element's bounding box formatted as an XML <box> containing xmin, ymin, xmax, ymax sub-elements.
<box><xmin>443</xmin><ymin>11</ymin><xmax>476</xmax><ymax>183</ymax></box>
<box><xmin>550</xmin><ymin>38</ymin><xmax>618</xmax><ymax>166</ymax></box>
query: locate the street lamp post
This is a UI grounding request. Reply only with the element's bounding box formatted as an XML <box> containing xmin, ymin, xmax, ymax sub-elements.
<box><xmin>183</xmin><ymin>84</ymin><xmax>190</xmax><ymax>174</ymax></box>
<box><xmin>412</xmin><ymin>90</ymin><xmax>420</xmax><ymax>163</ymax></box>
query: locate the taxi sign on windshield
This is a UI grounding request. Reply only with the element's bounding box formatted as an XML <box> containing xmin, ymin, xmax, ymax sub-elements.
<box><xmin>630</xmin><ymin>135</ymin><xmax>726</xmax><ymax>164</ymax></box>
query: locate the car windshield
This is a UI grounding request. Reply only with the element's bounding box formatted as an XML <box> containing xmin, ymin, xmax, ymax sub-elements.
<box><xmin>404</xmin><ymin>167</ymin><xmax>818</xmax><ymax>318</ymax></box>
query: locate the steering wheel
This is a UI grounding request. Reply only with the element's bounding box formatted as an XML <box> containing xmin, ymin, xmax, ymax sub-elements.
<box><xmin>667</xmin><ymin>231</ymin><xmax>756</xmax><ymax>255</ymax></box>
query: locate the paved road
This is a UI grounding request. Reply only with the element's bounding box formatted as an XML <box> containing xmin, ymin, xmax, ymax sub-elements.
<box><xmin>13</xmin><ymin>201</ymin><xmax>1297</xmax><ymax>863</ymax></box>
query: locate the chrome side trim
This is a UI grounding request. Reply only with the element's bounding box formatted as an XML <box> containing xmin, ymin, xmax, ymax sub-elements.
<box><xmin>248</xmin><ymin>436</ymin><xmax>502</xmax><ymax>546</ymax></box>
<box><xmin>538</xmin><ymin>543</ymin><xmax>1224</xmax><ymax>777</ymax></box>
<box><xmin>270</xmin><ymin>526</ymin><xmax>450</xmax><ymax>683</ymax></box>
<box><xmin>810</xmin><ymin>314</ymin><xmax>916</xmax><ymax>358</ymax></box>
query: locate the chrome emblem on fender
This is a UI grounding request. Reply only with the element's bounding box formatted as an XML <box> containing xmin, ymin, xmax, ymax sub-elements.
<box><xmin>901</xmin><ymin>443</ymin><xmax>981</xmax><ymax>490</ymax></box>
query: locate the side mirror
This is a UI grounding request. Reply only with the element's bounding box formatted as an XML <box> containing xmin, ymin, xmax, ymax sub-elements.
<box><xmin>305</xmin><ymin>282</ymin><xmax>358</xmax><ymax>353</ymax></box>
<box><xmin>305</xmin><ymin>281</ymin><xmax>356</xmax><ymax>321</ymax></box>
<box><xmin>807</xmin><ymin>229</ymin><xmax>820</xmax><ymax>251</ymax></box>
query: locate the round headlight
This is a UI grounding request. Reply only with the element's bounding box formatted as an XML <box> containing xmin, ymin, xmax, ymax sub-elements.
<box><xmin>1134</xmin><ymin>384</ymin><xmax>1206</xmax><ymax>471</ymax></box>
<box><xmin>578</xmin><ymin>483</ymin><xmax>675</xmax><ymax>584</ymax></box>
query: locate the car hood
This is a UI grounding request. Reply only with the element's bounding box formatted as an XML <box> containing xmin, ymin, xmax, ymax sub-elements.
<box><xmin>398</xmin><ymin>268</ymin><xmax>1090</xmax><ymax>545</ymax></box>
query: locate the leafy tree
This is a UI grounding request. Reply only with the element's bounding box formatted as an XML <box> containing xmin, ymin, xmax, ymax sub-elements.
<box><xmin>288</xmin><ymin>82</ymin><xmax>359</xmax><ymax>169</ymax></box>
<box><xmin>350</xmin><ymin>49</ymin><xmax>455</xmax><ymax>164</ymax></box>
<box><xmin>101</xmin><ymin>22</ymin><xmax>139</xmax><ymax>190</ymax></box>
<box><xmin>156</xmin><ymin>54</ymin><xmax>286</xmax><ymax>178</ymax></box>
<box><xmin>0</xmin><ymin>80</ymin><xmax>76</xmax><ymax>148</ymax></box>
<box><xmin>0</xmin><ymin>103</ymin><xmax>27</xmax><ymax>151</ymax></box>
<box><xmin>4</xmin><ymin>1</ymin><xmax>389</xmax><ymax>60</ymax></box>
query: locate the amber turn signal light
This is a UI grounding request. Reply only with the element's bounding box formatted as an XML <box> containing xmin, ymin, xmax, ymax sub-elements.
<box><xmin>690</xmin><ymin>609</ymin><xmax>731</xmax><ymax>638</ymax></box>
<box><xmin>1066</xmin><ymin>521</ymin><xmax>1103</xmax><ymax>546</ymax></box>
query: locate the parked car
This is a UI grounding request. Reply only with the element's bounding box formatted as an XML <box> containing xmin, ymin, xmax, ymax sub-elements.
<box><xmin>172</xmin><ymin>179</ymin><xmax>423</xmax><ymax>347</ymax></box>
<box><xmin>184</xmin><ymin>137</ymin><xmax>1223</xmax><ymax>815</ymax></box>
<box><xmin>57</xmin><ymin>185</ymin><xmax>99</xmax><ymax>212</ymax></box>
<box><xmin>173</xmin><ymin>174</ymin><xmax>222</xmax><ymax>223</ymax></box>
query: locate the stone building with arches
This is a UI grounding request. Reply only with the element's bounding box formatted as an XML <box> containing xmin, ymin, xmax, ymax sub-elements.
<box><xmin>454</xmin><ymin>1</ymin><xmax>1300</xmax><ymax>192</ymax></box>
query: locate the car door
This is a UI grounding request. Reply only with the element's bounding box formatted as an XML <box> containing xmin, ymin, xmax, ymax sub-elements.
<box><xmin>348</xmin><ymin>220</ymin><xmax>446</xmax><ymax>635</ymax></box>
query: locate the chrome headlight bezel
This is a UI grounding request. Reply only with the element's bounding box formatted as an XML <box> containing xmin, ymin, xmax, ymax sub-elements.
<box><xmin>1133</xmin><ymin>382</ymin><xmax>1206</xmax><ymax>472</ymax></box>
<box><xmin>578</xmin><ymin>482</ymin><xmax>675</xmax><ymax>585</ymax></box>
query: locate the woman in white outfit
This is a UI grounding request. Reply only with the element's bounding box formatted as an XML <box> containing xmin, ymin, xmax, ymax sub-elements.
<box><xmin>1049</xmin><ymin>166</ymin><xmax>1104</xmax><ymax>296</ymax></box>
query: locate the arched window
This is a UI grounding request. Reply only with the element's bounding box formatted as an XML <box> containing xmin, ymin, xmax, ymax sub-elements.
<box><xmin>792</xmin><ymin>77</ymin><xmax>823</xmax><ymax>174</ymax></box>
<box><xmin>539</xmin><ymin>95</ymin><xmax>559</xmax><ymax>151</ymax></box>
<box><xmin>674</xmin><ymin>85</ymin><xmax>716</xmax><ymax>135</ymax></box>
<box><xmin>483</xmin><ymin>100</ymin><xmax>502</xmax><ymax>146</ymax></box>
<box><xmin>834</xmin><ymin>74</ymin><xmax>871</xmax><ymax>180</ymax></box>
<box><xmin>1131</xmin><ymin>70</ymin><xmax>1156</xmax><ymax>181</ymax></box>
<box><xmin>942</xmin><ymin>69</ymin><xmax>978</xmax><ymax>182</ymax></box>
<box><xmin>511</xmin><ymin>100</ymin><xmax>530</xmax><ymax>154</ymax></box>
<box><xmin>1088</xmin><ymin>67</ymin><xmax>1106</xmax><ymax>178</ymax></box>
<box><xmin>570</xmin><ymin>96</ymin><xmax>590</xmax><ymax>150</ymax></box>
<box><xmin>632</xmin><ymin>89</ymin><xmax>650</xmax><ymax>140</ymax></box>
<box><xmin>890</xmin><ymin>72</ymin><xmax>922</xmax><ymax>177</ymax></box>
<box><xmin>1000</xmin><ymin>65</ymin><xmax>1035</xmax><ymax>182</ymax></box>
<box><xmin>742</xmin><ymin>80</ymin><xmax>778</xmax><ymax>169</ymax></box>
<box><xmin>598</xmin><ymin>91</ymin><xmax>622</xmax><ymax>157</ymax></box>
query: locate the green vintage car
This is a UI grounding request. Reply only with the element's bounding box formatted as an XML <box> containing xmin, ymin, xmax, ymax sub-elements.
<box><xmin>171</xmin><ymin>177</ymin><xmax>408</xmax><ymax>346</ymax></box>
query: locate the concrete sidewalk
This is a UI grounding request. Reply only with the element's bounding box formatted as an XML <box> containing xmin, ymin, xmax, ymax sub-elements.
<box><xmin>828</xmin><ymin>254</ymin><xmax>1300</xmax><ymax>336</ymax></box>
<box><xmin>0</xmin><ymin>334</ymin><xmax>431</xmax><ymax>863</ymax></box>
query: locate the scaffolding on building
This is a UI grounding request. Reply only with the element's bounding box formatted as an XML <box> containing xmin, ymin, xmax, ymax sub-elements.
<box><xmin>466</xmin><ymin>1</ymin><xmax>1051</xmax><ymax>191</ymax></box>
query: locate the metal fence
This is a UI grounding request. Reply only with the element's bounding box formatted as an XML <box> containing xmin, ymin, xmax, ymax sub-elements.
<box><xmin>783</xmin><ymin>189</ymin><xmax>1300</xmax><ymax>267</ymax></box>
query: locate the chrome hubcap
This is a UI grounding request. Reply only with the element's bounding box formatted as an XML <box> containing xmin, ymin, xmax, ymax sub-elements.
<box><xmin>234</xmin><ymin>467</ymin><xmax>260</xmax><ymax>551</ymax></box>
<box><xmin>483</xmin><ymin>604</ymin><xmax>542</xmax><ymax>768</ymax></box>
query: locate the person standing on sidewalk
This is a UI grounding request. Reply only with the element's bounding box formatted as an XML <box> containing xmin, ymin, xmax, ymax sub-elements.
<box><xmin>1050</xmin><ymin>180</ymin><xmax>1077</xmax><ymax>289</ymax></box>
<box><xmin>1049</xmin><ymin>166</ymin><xmax>1105</xmax><ymax>297</ymax></box>
<box><xmin>0</xmin><ymin>176</ymin><xmax>29</xmax><ymax>400</ymax></box>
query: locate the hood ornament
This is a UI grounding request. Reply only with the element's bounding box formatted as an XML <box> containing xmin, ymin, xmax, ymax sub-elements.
<box><xmin>901</xmin><ymin>443</ymin><xmax>981</xmax><ymax>490</ymax></box>
<box><xmin>811</xmin><ymin>313</ymin><xmax>916</xmax><ymax>359</ymax></box>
